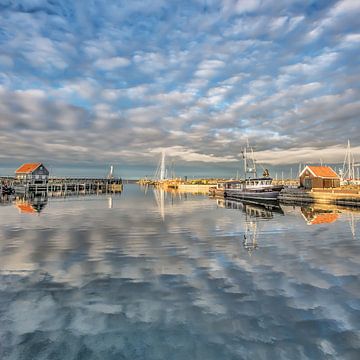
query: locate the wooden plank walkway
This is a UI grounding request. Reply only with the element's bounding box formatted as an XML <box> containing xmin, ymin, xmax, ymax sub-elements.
<box><xmin>1</xmin><ymin>177</ymin><xmax>122</xmax><ymax>195</ymax></box>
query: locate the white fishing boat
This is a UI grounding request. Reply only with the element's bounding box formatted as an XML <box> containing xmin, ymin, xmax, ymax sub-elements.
<box><xmin>223</xmin><ymin>143</ymin><xmax>283</xmax><ymax>201</ymax></box>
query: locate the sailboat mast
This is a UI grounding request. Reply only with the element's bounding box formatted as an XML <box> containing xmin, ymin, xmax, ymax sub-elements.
<box><xmin>243</xmin><ymin>147</ymin><xmax>247</xmax><ymax>179</ymax></box>
<box><xmin>160</xmin><ymin>150</ymin><xmax>166</xmax><ymax>181</ymax></box>
<box><xmin>348</xmin><ymin>140</ymin><xmax>352</xmax><ymax>180</ymax></box>
<box><xmin>251</xmin><ymin>146</ymin><xmax>257</xmax><ymax>178</ymax></box>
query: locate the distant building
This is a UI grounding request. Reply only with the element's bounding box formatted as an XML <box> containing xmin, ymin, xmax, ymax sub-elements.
<box><xmin>15</xmin><ymin>163</ymin><xmax>49</xmax><ymax>185</ymax></box>
<box><xmin>299</xmin><ymin>165</ymin><xmax>340</xmax><ymax>189</ymax></box>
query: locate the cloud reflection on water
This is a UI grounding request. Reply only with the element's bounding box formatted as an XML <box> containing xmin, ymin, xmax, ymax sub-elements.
<box><xmin>0</xmin><ymin>185</ymin><xmax>359</xmax><ymax>359</ymax></box>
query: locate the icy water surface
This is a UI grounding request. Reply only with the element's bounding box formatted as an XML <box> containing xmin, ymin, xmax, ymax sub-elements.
<box><xmin>0</xmin><ymin>185</ymin><xmax>360</xmax><ymax>359</ymax></box>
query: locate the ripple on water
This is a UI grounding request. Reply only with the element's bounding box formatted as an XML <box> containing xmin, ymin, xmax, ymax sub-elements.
<box><xmin>0</xmin><ymin>187</ymin><xmax>360</xmax><ymax>359</ymax></box>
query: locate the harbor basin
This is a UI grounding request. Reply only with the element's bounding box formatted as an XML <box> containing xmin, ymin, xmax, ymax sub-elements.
<box><xmin>0</xmin><ymin>184</ymin><xmax>360</xmax><ymax>359</ymax></box>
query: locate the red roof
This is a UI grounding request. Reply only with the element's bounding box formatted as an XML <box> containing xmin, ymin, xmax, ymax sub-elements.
<box><xmin>307</xmin><ymin>166</ymin><xmax>339</xmax><ymax>178</ymax></box>
<box><xmin>15</xmin><ymin>201</ymin><xmax>36</xmax><ymax>214</ymax></box>
<box><xmin>15</xmin><ymin>163</ymin><xmax>42</xmax><ymax>174</ymax></box>
<box><xmin>310</xmin><ymin>213</ymin><xmax>338</xmax><ymax>225</ymax></box>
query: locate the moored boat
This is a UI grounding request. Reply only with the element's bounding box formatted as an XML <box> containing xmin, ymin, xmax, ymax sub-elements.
<box><xmin>209</xmin><ymin>182</ymin><xmax>225</xmax><ymax>197</ymax></box>
<box><xmin>221</xmin><ymin>142</ymin><xmax>283</xmax><ymax>201</ymax></box>
<box><xmin>224</xmin><ymin>177</ymin><xmax>283</xmax><ymax>201</ymax></box>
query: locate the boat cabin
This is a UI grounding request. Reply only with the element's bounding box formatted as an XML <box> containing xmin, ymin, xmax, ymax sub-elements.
<box><xmin>299</xmin><ymin>166</ymin><xmax>340</xmax><ymax>189</ymax></box>
<box><xmin>244</xmin><ymin>177</ymin><xmax>273</xmax><ymax>187</ymax></box>
<box><xmin>222</xmin><ymin>178</ymin><xmax>273</xmax><ymax>190</ymax></box>
<box><xmin>15</xmin><ymin>163</ymin><xmax>49</xmax><ymax>185</ymax></box>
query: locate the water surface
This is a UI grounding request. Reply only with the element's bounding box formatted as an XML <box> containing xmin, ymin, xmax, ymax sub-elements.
<box><xmin>0</xmin><ymin>185</ymin><xmax>360</xmax><ymax>359</ymax></box>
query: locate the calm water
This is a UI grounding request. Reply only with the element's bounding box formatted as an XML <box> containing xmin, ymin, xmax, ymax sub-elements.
<box><xmin>0</xmin><ymin>185</ymin><xmax>360</xmax><ymax>360</ymax></box>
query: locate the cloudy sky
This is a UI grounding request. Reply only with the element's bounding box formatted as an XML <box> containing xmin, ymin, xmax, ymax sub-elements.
<box><xmin>0</xmin><ymin>0</ymin><xmax>359</xmax><ymax>178</ymax></box>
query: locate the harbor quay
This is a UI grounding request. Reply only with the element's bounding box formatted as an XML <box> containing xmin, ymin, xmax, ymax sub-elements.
<box><xmin>138</xmin><ymin>177</ymin><xmax>360</xmax><ymax>208</ymax></box>
<box><xmin>279</xmin><ymin>187</ymin><xmax>360</xmax><ymax>207</ymax></box>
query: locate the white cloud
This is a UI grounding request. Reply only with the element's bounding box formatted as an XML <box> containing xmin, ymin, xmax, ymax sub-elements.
<box><xmin>194</xmin><ymin>59</ymin><xmax>226</xmax><ymax>78</ymax></box>
<box><xmin>281</xmin><ymin>52</ymin><xmax>338</xmax><ymax>76</ymax></box>
<box><xmin>329</xmin><ymin>0</ymin><xmax>360</xmax><ymax>17</ymax></box>
<box><xmin>343</xmin><ymin>33</ymin><xmax>360</xmax><ymax>43</ymax></box>
<box><xmin>150</xmin><ymin>146</ymin><xmax>237</xmax><ymax>163</ymax></box>
<box><xmin>256</xmin><ymin>145</ymin><xmax>360</xmax><ymax>165</ymax></box>
<box><xmin>95</xmin><ymin>56</ymin><xmax>130</xmax><ymax>70</ymax></box>
<box><xmin>0</xmin><ymin>0</ymin><xmax>358</xmax><ymax>173</ymax></box>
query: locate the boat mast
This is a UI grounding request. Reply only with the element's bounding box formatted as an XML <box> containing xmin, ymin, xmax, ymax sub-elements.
<box><xmin>250</xmin><ymin>146</ymin><xmax>257</xmax><ymax>178</ymax></box>
<box><xmin>160</xmin><ymin>149</ymin><xmax>166</xmax><ymax>181</ymax></box>
<box><xmin>241</xmin><ymin>146</ymin><xmax>247</xmax><ymax>180</ymax></box>
<box><xmin>342</xmin><ymin>139</ymin><xmax>355</xmax><ymax>182</ymax></box>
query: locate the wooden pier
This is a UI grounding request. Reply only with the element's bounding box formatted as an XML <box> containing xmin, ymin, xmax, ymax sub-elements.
<box><xmin>1</xmin><ymin>177</ymin><xmax>122</xmax><ymax>195</ymax></box>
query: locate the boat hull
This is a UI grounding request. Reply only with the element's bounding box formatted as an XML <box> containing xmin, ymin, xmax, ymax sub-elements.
<box><xmin>224</xmin><ymin>189</ymin><xmax>281</xmax><ymax>201</ymax></box>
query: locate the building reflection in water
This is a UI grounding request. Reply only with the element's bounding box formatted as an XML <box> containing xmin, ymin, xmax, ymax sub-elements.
<box><xmin>15</xmin><ymin>193</ymin><xmax>48</xmax><ymax>214</ymax></box>
<box><xmin>300</xmin><ymin>205</ymin><xmax>359</xmax><ymax>240</ymax></box>
<box><xmin>301</xmin><ymin>206</ymin><xmax>339</xmax><ymax>225</ymax></box>
<box><xmin>11</xmin><ymin>191</ymin><xmax>121</xmax><ymax>215</ymax></box>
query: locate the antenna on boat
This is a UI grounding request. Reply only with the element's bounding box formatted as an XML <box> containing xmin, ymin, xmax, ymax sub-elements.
<box><xmin>241</xmin><ymin>147</ymin><xmax>247</xmax><ymax>180</ymax></box>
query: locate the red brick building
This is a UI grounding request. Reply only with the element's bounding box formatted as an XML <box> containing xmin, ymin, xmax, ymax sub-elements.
<box><xmin>299</xmin><ymin>166</ymin><xmax>340</xmax><ymax>189</ymax></box>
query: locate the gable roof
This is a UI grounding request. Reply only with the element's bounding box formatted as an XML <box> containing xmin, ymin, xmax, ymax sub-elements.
<box><xmin>15</xmin><ymin>201</ymin><xmax>37</xmax><ymax>214</ymax></box>
<box><xmin>310</xmin><ymin>212</ymin><xmax>339</xmax><ymax>225</ymax></box>
<box><xmin>300</xmin><ymin>165</ymin><xmax>339</xmax><ymax>179</ymax></box>
<box><xmin>15</xmin><ymin>163</ymin><xmax>42</xmax><ymax>174</ymax></box>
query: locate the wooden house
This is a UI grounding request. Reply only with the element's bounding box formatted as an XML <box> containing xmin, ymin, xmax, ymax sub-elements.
<box><xmin>15</xmin><ymin>163</ymin><xmax>49</xmax><ymax>185</ymax></box>
<box><xmin>299</xmin><ymin>165</ymin><xmax>340</xmax><ymax>189</ymax></box>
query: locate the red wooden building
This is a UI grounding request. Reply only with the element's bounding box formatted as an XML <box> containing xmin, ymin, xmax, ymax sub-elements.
<box><xmin>299</xmin><ymin>165</ymin><xmax>340</xmax><ymax>189</ymax></box>
<box><xmin>15</xmin><ymin>163</ymin><xmax>49</xmax><ymax>185</ymax></box>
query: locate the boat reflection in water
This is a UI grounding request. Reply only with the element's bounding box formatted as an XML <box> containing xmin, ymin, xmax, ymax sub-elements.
<box><xmin>14</xmin><ymin>193</ymin><xmax>48</xmax><ymax>214</ymax></box>
<box><xmin>216</xmin><ymin>198</ymin><xmax>284</xmax><ymax>217</ymax></box>
<box><xmin>217</xmin><ymin>198</ymin><xmax>284</xmax><ymax>254</ymax></box>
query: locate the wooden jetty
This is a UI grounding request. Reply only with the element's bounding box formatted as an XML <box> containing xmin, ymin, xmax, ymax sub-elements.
<box><xmin>1</xmin><ymin>177</ymin><xmax>122</xmax><ymax>195</ymax></box>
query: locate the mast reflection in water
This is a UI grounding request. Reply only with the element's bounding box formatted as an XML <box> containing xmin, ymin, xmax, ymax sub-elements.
<box><xmin>0</xmin><ymin>185</ymin><xmax>359</xmax><ymax>360</ymax></box>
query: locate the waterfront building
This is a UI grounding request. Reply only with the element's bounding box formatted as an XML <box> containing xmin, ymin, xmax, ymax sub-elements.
<box><xmin>15</xmin><ymin>163</ymin><xmax>49</xmax><ymax>185</ymax></box>
<box><xmin>299</xmin><ymin>165</ymin><xmax>340</xmax><ymax>189</ymax></box>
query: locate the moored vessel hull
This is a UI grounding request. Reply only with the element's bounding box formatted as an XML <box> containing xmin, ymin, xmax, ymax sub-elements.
<box><xmin>224</xmin><ymin>189</ymin><xmax>281</xmax><ymax>201</ymax></box>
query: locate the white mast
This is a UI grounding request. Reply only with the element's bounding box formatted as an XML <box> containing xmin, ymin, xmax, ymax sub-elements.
<box><xmin>160</xmin><ymin>149</ymin><xmax>166</xmax><ymax>181</ymax></box>
<box><xmin>342</xmin><ymin>140</ymin><xmax>355</xmax><ymax>182</ymax></box>
<box><xmin>107</xmin><ymin>165</ymin><xmax>114</xmax><ymax>179</ymax></box>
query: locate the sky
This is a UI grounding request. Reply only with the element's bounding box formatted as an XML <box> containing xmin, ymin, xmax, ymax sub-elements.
<box><xmin>0</xmin><ymin>0</ymin><xmax>359</xmax><ymax>178</ymax></box>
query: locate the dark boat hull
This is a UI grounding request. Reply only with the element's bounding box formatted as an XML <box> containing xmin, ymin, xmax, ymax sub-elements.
<box><xmin>224</xmin><ymin>189</ymin><xmax>281</xmax><ymax>201</ymax></box>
